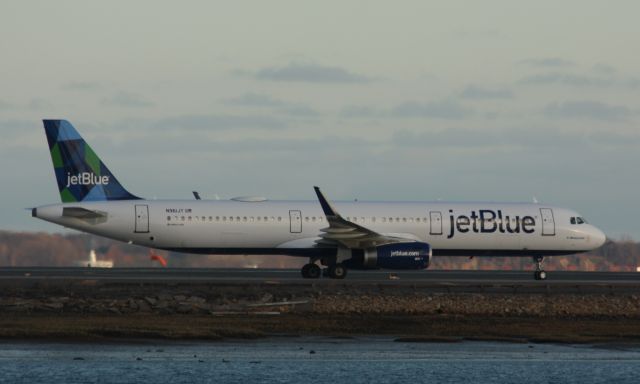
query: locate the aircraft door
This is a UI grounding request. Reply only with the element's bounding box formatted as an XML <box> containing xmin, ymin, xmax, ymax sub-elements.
<box><xmin>429</xmin><ymin>211</ymin><xmax>443</xmax><ymax>235</ymax></box>
<box><xmin>135</xmin><ymin>205</ymin><xmax>149</xmax><ymax>233</ymax></box>
<box><xmin>289</xmin><ymin>210</ymin><xmax>302</xmax><ymax>233</ymax></box>
<box><xmin>540</xmin><ymin>208</ymin><xmax>555</xmax><ymax>236</ymax></box>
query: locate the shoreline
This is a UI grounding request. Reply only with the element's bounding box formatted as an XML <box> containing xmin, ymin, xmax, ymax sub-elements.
<box><xmin>1</xmin><ymin>280</ymin><xmax>639</xmax><ymax>344</ymax></box>
<box><xmin>1</xmin><ymin>313</ymin><xmax>639</xmax><ymax>345</ymax></box>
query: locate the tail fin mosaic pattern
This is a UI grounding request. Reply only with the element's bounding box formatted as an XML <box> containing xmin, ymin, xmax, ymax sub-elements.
<box><xmin>43</xmin><ymin>120</ymin><xmax>140</xmax><ymax>202</ymax></box>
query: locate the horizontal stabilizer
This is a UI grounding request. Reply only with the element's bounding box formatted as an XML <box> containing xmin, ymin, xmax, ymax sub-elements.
<box><xmin>62</xmin><ymin>207</ymin><xmax>107</xmax><ymax>219</ymax></box>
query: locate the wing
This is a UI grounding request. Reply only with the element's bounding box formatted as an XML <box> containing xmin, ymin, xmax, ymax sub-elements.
<box><xmin>313</xmin><ymin>186</ymin><xmax>418</xmax><ymax>249</ymax></box>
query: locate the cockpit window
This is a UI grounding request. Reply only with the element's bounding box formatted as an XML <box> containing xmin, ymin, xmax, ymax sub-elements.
<box><xmin>571</xmin><ymin>216</ymin><xmax>587</xmax><ymax>225</ymax></box>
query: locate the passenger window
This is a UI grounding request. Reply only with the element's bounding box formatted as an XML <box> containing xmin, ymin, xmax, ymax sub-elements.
<box><xmin>167</xmin><ymin>216</ymin><xmax>171</xmax><ymax>221</ymax></box>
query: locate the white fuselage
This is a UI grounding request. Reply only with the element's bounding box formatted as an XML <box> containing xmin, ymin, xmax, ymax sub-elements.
<box><xmin>34</xmin><ymin>199</ymin><xmax>606</xmax><ymax>258</ymax></box>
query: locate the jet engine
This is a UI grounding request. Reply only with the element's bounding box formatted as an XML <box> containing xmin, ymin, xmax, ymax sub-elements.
<box><xmin>343</xmin><ymin>242</ymin><xmax>431</xmax><ymax>270</ymax></box>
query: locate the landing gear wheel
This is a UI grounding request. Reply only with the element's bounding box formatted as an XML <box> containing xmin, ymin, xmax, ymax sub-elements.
<box><xmin>327</xmin><ymin>263</ymin><xmax>347</xmax><ymax>279</ymax></box>
<box><xmin>533</xmin><ymin>256</ymin><xmax>547</xmax><ymax>281</ymax></box>
<box><xmin>301</xmin><ymin>263</ymin><xmax>321</xmax><ymax>279</ymax></box>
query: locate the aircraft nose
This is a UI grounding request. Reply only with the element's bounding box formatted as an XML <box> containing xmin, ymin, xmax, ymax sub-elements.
<box><xmin>591</xmin><ymin>226</ymin><xmax>606</xmax><ymax>248</ymax></box>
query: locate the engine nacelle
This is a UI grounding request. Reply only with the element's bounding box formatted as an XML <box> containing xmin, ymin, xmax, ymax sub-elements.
<box><xmin>343</xmin><ymin>242</ymin><xmax>432</xmax><ymax>270</ymax></box>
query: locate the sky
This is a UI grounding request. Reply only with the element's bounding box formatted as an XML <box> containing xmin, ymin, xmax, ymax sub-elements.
<box><xmin>0</xmin><ymin>1</ymin><xmax>638</xmax><ymax>239</ymax></box>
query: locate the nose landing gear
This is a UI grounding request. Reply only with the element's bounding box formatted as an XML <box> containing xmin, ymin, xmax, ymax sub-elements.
<box><xmin>533</xmin><ymin>256</ymin><xmax>547</xmax><ymax>280</ymax></box>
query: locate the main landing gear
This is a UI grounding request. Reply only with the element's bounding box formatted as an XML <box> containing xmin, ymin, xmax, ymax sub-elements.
<box><xmin>301</xmin><ymin>263</ymin><xmax>321</xmax><ymax>279</ymax></box>
<box><xmin>533</xmin><ymin>256</ymin><xmax>547</xmax><ymax>281</ymax></box>
<box><xmin>300</xmin><ymin>262</ymin><xmax>347</xmax><ymax>279</ymax></box>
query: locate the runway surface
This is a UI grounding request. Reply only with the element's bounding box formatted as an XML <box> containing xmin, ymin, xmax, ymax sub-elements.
<box><xmin>0</xmin><ymin>267</ymin><xmax>638</xmax><ymax>283</ymax></box>
<box><xmin>0</xmin><ymin>268</ymin><xmax>639</xmax><ymax>294</ymax></box>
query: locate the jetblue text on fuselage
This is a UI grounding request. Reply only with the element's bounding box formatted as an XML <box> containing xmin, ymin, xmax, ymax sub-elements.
<box><xmin>66</xmin><ymin>172</ymin><xmax>110</xmax><ymax>188</ymax></box>
<box><xmin>447</xmin><ymin>209</ymin><xmax>535</xmax><ymax>239</ymax></box>
<box><xmin>390</xmin><ymin>250</ymin><xmax>420</xmax><ymax>257</ymax></box>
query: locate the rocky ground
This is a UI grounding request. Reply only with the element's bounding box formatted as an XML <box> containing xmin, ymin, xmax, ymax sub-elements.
<box><xmin>1</xmin><ymin>281</ymin><xmax>639</xmax><ymax>343</ymax></box>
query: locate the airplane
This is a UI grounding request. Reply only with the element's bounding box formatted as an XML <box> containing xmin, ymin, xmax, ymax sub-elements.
<box><xmin>32</xmin><ymin>120</ymin><xmax>607</xmax><ymax>280</ymax></box>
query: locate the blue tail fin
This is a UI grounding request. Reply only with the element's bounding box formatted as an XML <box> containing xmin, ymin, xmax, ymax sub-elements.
<box><xmin>43</xmin><ymin>119</ymin><xmax>140</xmax><ymax>202</ymax></box>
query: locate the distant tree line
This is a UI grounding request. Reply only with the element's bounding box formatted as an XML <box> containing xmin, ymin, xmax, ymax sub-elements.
<box><xmin>0</xmin><ymin>231</ymin><xmax>638</xmax><ymax>271</ymax></box>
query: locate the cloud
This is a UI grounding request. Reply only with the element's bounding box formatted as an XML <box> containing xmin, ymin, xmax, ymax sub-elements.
<box><xmin>27</xmin><ymin>98</ymin><xmax>53</xmax><ymax>110</ymax></box>
<box><xmin>586</xmin><ymin>130</ymin><xmax>640</xmax><ymax>147</ymax></box>
<box><xmin>253</xmin><ymin>62</ymin><xmax>372</xmax><ymax>83</ymax></box>
<box><xmin>452</xmin><ymin>28</ymin><xmax>503</xmax><ymax>39</ymax></box>
<box><xmin>460</xmin><ymin>85</ymin><xmax>514</xmax><ymax>100</ymax></box>
<box><xmin>61</xmin><ymin>81</ymin><xmax>102</xmax><ymax>91</ymax></box>
<box><xmin>102</xmin><ymin>91</ymin><xmax>154</xmax><ymax>108</ymax></box>
<box><xmin>222</xmin><ymin>93</ymin><xmax>285</xmax><ymax>107</ymax></box>
<box><xmin>544</xmin><ymin>100</ymin><xmax>633</xmax><ymax>121</ymax></box>
<box><xmin>393</xmin><ymin>128</ymin><xmax>496</xmax><ymax>148</ymax></box>
<box><xmin>391</xmin><ymin>125</ymin><xmax>590</xmax><ymax>151</ymax></box>
<box><xmin>208</xmin><ymin>136</ymin><xmax>376</xmax><ymax>153</ymax></box>
<box><xmin>222</xmin><ymin>92</ymin><xmax>320</xmax><ymax>117</ymax></box>
<box><xmin>155</xmin><ymin>114</ymin><xmax>287</xmax><ymax>130</ymax></box>
<box><xmin>340</xmin><ymin>100</ymin><xmax>474</xmax><ymax>120</ymax></box>
<box><xmin>519</xmin><ymin>70</ymin><xmax>640</xmax><ymax>89</ymax></box>
<box><xmin>339</xmin><ymin>105</ymin><xmax>380</xmax><ymax>118</ymax></box>
<box><xmin>592</xmin><ymin>63</ymin><xmax>617</xmax><ymax>75</ymax></box>
<box><xmin>390</xmin><ymin>100</ymin><xmax>473</xmax><ymax>119</ymax></box>
<box><xmin>519</xmin><ymin>57</ymin><xmax>575</xmax><ymax>67</ymax></box>
<box><xmin>519</xmin><ymin>73</ymin><xmax>613</xmax><ymax>87</ymax></box>
<box><xmin>278</xmin><ymin>105</ymin><xmax>320</xmax><ymax>117</ymax></box>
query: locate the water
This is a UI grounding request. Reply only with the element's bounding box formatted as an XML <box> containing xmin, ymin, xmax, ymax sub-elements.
<box><xmin>0</xmin><ymin>338</ymin><xmax>639</xmax><ymax>383</ymax></box>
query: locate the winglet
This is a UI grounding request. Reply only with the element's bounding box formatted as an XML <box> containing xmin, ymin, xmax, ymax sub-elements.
<box><xmin>314</xmin><ymin>186</ymin><xmax>340</xmax><ymax>218</ymax></box>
